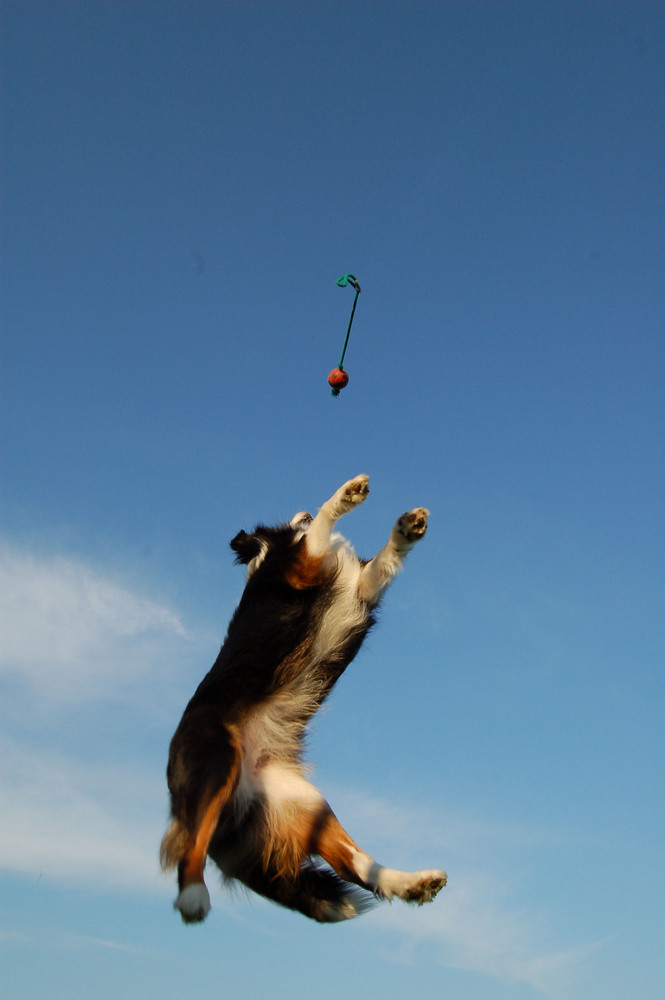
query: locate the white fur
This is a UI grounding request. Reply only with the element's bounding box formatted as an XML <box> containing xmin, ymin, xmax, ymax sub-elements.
<box><xmin>305</xmin><ymin>474</ymin><xmax>370</xmax><ymax>558</ymax></box>
<box><xmin>311</xmin><ymin>534</ymin><xmax>367</xmax><ymax>661</ymax></box>
<box><xmin>348</xmin><ymin>849</ymin><xmax>446</xmax><ymax>902</ymax></box>
<box><xmin>175</xmin><ymin>882</ymin><xmax>211</xmax><ymax>922</ymax></box>
<box><xmin>257</xmin><ymin>762</ymin><xmax>323</xmax><ymax>806</ymax></box>
<box><xmin>245</xmin><ymin>539</ymin><xmax>269</xmax><ymax>578</ymax></box>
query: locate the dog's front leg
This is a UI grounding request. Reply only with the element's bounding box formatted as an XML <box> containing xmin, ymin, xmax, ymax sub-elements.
<box><xmin>305</xmin><ymin>474</ymin><xmax>370</xmax><ymax>558</ymax></box>
<box><xmin>358</xmin><ymin>507</ymin><xmax>429</xmax><ymax>604</ymax></box>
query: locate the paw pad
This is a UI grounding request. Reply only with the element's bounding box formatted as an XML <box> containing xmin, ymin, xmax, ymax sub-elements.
<box><xmin>406</xmin><ymin>870</ymin><xmax>447</xmax><ymax>905</ymax></box>
<box><xmin>341</xmin><ymin>475</ymin><xmax>370</xmax><ymax>505</ymax></box>
<box><xmin>398</xmin><ymin>507</ymin><xmax>429</xmax><ymax>541</ymax></box>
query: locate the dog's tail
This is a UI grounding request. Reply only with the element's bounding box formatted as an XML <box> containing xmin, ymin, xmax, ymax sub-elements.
<box><xmin>238</xmin><ymin>860</ymin><xmax>376</xmax><ymax>923</ymax></box>
<box><xmin>160</xmin><ymin>818</ymin><xmax>188</xmax><ymax>871</ymax></box>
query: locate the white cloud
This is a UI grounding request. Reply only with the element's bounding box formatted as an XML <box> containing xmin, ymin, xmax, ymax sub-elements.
<box><xmin>326</xmin><ymin>784</ymin><xmax>576</xmax><ymax>862</ymax></box>
<box><xmin>323</xmin><ymin>785</ymin><xmax>602</xmax><ymax>1000</ymax></box>
<box><xmin>0</xmin><ymin>544</ymin><xmax>190</xmax><ymax>701</ymax></box>
<box><xmin>368</xmin><ymin>873</ymin><xmax>603</xmax><ymax>1000</ymax></box>
<box><xmin>0</xmin><ymin>730</ymin><xmax>168</xmax><ymax>895</ymax></box>
<box><xmin>0</xmin><ymin>543</ymin><xmax>194</xmax><ymax>895</ymax></box>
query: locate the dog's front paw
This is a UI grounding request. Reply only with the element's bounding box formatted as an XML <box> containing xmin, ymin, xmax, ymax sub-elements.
<box><xmin>334</xmin><ymin>475</ymin><xmax>370</xmax><ymax>513</ymax></box>
<box><xmin>395</xmin><ymin>507</ymin><xmax>429</xmax><ymax>545</ymax></box>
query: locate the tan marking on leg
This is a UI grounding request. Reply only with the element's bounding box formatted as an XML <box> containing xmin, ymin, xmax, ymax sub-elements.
<box><xmin>179</xmin><ymin>731</ymin><xmax>242</xmax><ymax>891</ymax></box>
<box><xmin>310</xmin><ymin>808</ymin><xmax>374</xmax><ymax>891</ymax></box>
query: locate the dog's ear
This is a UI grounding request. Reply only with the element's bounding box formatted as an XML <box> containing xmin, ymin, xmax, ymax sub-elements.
<box><xmin>230</xmin><ymin>530</ymin><xmax>264</xmax><ymax>565</ymax></box>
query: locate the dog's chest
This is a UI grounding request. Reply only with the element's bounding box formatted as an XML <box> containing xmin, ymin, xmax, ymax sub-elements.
<box><xmin>310</xmin><ymin>548</ymin><xmax>367</xmax><ymax>662</ymax></box>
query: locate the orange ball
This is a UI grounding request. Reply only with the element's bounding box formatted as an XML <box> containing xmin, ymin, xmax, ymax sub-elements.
<box><xmin>328</xmin><ymin>367</ymin><xmax>349</xmax><ymax>391</ymax></box>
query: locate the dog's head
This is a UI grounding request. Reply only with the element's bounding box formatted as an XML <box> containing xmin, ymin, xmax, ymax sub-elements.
<box><xmin>229</xmin><ymin>530</ymin><xmax>266</xmax><ymax>567</ymax></box>
<box><xmin>230</xmin><ymin>512</ymin><xmax>313</xmax><ymax>578</ymax></box>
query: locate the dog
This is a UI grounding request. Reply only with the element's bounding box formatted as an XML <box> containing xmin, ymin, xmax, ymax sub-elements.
<box><xmin>161</xmin><ymin>474</ymin><xmax>446</xmax><ymax>923</ymax></box>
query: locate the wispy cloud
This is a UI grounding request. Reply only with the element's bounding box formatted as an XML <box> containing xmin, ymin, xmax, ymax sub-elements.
<box><xmin>326</xmin><ymin>786</ymin><xmax>603</xmax><ymax>1000</ymax></box>
<box><xmin>0</xmin><ymin>543</ymin><xmax>190</xmax><ymax>701</ymax></box>
<box><xmin>0</xmin><ymin>542</ymin><xmax>191</xmax><ymax>893</ymax></box>
<box><xmin>0</xmin><ymin>731</ymin><xmax>168</xmax><ymax>894</ymax></box>
<box><xmin>56</xmin><ymin>931</ymin><xmax>149</xmax><ymax>954</ymax></box>
<box><xmin>0</xmin><ymin>927</ymin><xmax>150</xmax><ymax>955</ymax></box>
<box><xmin>368</xmin><ymin>872</ymin><xmax>603</xmax><ymax>1000</ymax></box>
<box><xmin>327</xmin><ymin>784</ymin><xmax>579</xmax><ymax>861</ymax></box>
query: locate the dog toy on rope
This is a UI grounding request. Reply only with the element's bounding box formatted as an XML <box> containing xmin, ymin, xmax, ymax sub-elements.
<box><xmin>328</xmin><ymin>273</ymin><xmax>361</xmax><ymax>396</ymax></box>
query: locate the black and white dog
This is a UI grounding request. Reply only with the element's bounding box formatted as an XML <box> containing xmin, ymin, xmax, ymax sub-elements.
<box><xmin>161</xmin><ymin>475</ymin><xmax>446</xmax><ymax>923</ymax></box>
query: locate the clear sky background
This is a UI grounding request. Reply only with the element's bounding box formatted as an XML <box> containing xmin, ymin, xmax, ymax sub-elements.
<box><xmin>1</xmin><ymin>3</ymin><xmax>663</xmax><ymax>998</ymax></box>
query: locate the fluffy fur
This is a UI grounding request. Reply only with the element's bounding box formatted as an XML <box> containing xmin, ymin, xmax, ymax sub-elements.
<box><xmin>161</xmin><ymin>475</ymin><xmax>446</xmax><ymax>924</ymax></box>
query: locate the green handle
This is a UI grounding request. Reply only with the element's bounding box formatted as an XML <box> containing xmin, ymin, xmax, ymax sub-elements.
<box><xmin>336</xmin><ymin>274</ymin><xmax>361</xmax><ymax>369</ymax></box>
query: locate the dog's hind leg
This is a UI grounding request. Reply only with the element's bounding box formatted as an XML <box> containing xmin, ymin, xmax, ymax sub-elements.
<box><xmin>239</xmin><ymin>766</ymin><xmax>445</xmax><ymax>916</ymax></box>
<box><xmin>312</xmin><ymin>805</ymin><xmax>446</xmax><ymax>906</ymax></box>
<box><xmin>305</xmin><ymin>474</ymin><xmax>370</xmax><ymax>558</ymax></box>
<box><xmin>358</xmin><ymin>507</ymin><xmax>429</xmax><ymax>604</ymax></box>
<box><xmin>163</xmin><ymin>722</ymin><xmax>242</xmax><ymax>924</ymax></box>
<box><xmin>234</xmin><ymin>860</ymin><xmax>375</xmax><ymax>924</ymax></box>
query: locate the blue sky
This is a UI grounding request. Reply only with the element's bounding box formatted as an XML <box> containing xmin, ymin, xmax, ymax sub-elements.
<box><xmin>1</xmin><ymin>2</ymin><xmax>663</xmax><ymax>997</ymax></box>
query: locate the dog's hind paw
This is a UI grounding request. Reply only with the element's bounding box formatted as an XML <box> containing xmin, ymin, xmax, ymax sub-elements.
<box><xmin>402</xmin><ymin>870</ymin><xmax>447</xmax><ymax>905</ymax></box>
<box><xmin>174</xmin><ymin>882</ymin><xmax>211</xmax><ymax>923</ymax></box>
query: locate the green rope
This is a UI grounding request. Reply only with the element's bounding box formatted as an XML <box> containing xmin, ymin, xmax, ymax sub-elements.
<box><xmin>331</xmin><ymin>274</ymin><xmax>361</xmax><ymax>396</ymax></box>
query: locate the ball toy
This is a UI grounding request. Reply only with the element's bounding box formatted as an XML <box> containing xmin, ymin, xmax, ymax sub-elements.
<box><xmin>328</xmin><ymin>367</ymin><xmax>349</xmax><ymax>395</ymax></box>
